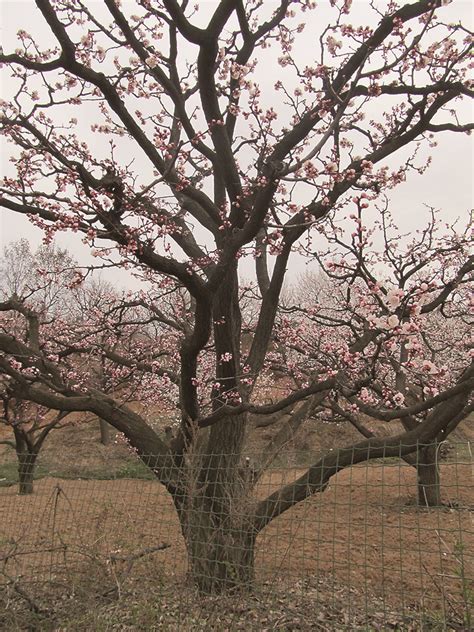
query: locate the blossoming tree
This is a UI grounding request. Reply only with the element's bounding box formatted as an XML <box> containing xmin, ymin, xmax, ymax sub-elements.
<box><xmin>273</xmin><ymin>205</ymin><xmax>472</xmax><ymax>505</ymax></box>
<box><xmin>0</xmin><ymin>240</ymin><xmax>178</xmax><ymax>489</ymax></box>
<box><xmin>0</xmin><ymin>240</ymin><xmax>79</xmax><ymax>493</ymax></box>
<box><xmin>0</xmin><ymin>0</ymin><xmax>473</xmax><ymax>592</ymax></box>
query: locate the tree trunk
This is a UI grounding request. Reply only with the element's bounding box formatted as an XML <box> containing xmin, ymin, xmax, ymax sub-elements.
<box><xmin>417</xmin><ymin>443</ymin><xmax>441</xmax><ymax>507</ymax></box>
<box><xmin>175</xmin><ymin>266</ymin><xmax>255</xmax><ymax>593</ymax></box>
<box><xmin>176</xmin><ymin>478</ymin><xmax>256</xmax><ymax>593</ymax></box>
<box><xmin>17</xmin><ymin>452</ymin><xmax>37</xmax><ymax>495</ymax></box>
<box><xmin>174</xmin><ymin>436</ymin><xmax>256</xmax><ymax>593</ymax></box>
<box><xmin>99</xmin><ymin>418</ymin><xmax>112</xmax><ymax>445</ymax></box>
<box><xmin>181</xmin><ymin>501</ymin><xmax>256</xmax><ymax>593</ymax></box>
<box><xmin>400</xmin><ymin>417</ymin><xmax>442</xmax><ymax>507</ymax></box>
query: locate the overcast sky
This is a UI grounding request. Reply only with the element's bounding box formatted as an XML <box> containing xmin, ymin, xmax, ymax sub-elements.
<box><xmin>1</xmin><ymin>0</ymin><xmax>472</xmax><ymax>287</ymax></box>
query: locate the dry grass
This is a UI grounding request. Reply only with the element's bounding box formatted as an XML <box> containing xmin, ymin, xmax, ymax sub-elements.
<box><xmin>1</xmin><ymin>460</ymin><xmax>472</xmax><ymax>630</ymax></box>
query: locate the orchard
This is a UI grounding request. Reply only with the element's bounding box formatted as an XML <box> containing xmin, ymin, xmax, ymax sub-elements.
<box><xmin>0</xmin><ymin>0</ymin><xmax>472</xmax><ymax>593</ymax></box>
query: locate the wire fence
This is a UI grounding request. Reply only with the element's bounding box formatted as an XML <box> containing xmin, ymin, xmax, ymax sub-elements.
<box><xmin>0</xmin><ymin>441</ymin><xmax>472</xmax><ymax>630</ymax></box>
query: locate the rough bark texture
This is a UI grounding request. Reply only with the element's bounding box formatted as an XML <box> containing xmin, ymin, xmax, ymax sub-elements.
<box><xmin>174</xmin><ymin>423</ymin><xmax>256</xmax><ymax>593</ymax></box>
<box><xmin>416</xmin><ymin>444</ymin><xmax>441</xmax><ymax>507</ymax></box>
<box><xmin>180</xmin><ymin>498</ymin><xmax>256</xmax><ymax>593</ymax></box>
<box><xmin>174</xmin><ymin>269</ymin><xmax>257</xmax><ymax>592</ymax></box>
<box><xmin>17</xmin><ymin>452</ymin><xmax>37</xmax><ymax>495</ymax></box>
<box><xmin>401</xmin><ymin>419</ymin><xmax>443</xmax><ymax>507</ymax></box>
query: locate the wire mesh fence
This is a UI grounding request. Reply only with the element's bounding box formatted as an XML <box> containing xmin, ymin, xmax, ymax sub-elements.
<box><xmin>0</xmin><ymin>441</ymin><xmax>472</xmax><ymax>630</ymax></box>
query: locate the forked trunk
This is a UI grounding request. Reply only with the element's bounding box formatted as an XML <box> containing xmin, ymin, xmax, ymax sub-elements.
<box><xmin>175</xmin><ymin>267</ymin><xmax>255</xmax><ymax>592</ymax></box>
<box><xmin>17</xmin><ymin>452</ymin><xmax>37</xmax><ymax>495</ymax></box>
<box><xmin>417</xmin><ymin>443</ymin><xmax>441</xmax><ymax>507</ymax></box>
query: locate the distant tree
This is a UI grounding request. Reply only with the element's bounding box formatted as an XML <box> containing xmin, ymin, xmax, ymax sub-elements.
<box><xmin>70</xmin><ymin>278</ymin><xmax>122</xmax><ymax>445</ymax></box>
<box><xmin>0</xmin><ymin>0</ymin><xmax>472</xmax><ymax>592</ymax></box>
<box><xmin>0</xmin><ymin>239</ymin><xmax>79</xmax><ymax>309</ymax></box>
<box><xmin>69</xmin><ymin>279</ymin><xmax>184</xmax><ymax>442</ymax></box>
<box><xmin>0</xmin><ymin>241</ymin><xmax>181</xmax><ymax>482</ymax></box>
<box><xmin>0</xmin><ymin>240</ymin><xmax>80</xmax><ymax>492</ymax></box>
<box><xmin>276</xmin><ymin>206</ymin><xmax>472</xmax><ymax>505</ymax></box>
<box><xmin>0</xmin><ymin>385</ymin><xmax>70</xmax><ymax>494</ymax></box>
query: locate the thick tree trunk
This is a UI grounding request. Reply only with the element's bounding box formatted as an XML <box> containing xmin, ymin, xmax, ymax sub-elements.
<box><xmin>181</xmin><ymin>500</ymin><xmax>256</xmax><ymax>593</ymax></box>
<box><xmin>99</xmin><ymin>418</ymin><xmax>112</xmax><ymax>445</ymax></box>
<box><xmin>17</xmin><ymin>452</ymin><xmax>37</xmax><ymax>495</ymax></box>
<box><xmin>175</xmin><ymin>266</ymin><xmax>255</xmax><ymax>593</ymax></box>
<box><xmin>174</xmin><ymin>426</ymin><xmax>256</xmax><ymax>593</ymax></box>
<box><xmin>416</xmin><ymin>444</ymin><xmax>441</xmax><ymax>507</ymax></box>
<box><xmin>176</xmin><ymin>474</ymin><xmax>256</xmax><ymax>593</ymax></box>
<box><xmin>400</xmin><ymin>416</ymin><xmax>442</xmax><ymax>507</ymax></box>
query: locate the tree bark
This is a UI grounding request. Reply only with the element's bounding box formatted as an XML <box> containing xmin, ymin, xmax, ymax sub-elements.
<box><xmin>99</xmin><ymin>418</ymin><xmax>112</xmax><ymax>445</ymax></box>
<box><xmin>401</xmin><ymin>414</ymin><xmax>442</xmax><ymax>507</ymax></box>
<box><xmin>174</xmin><ymin>450</ymin><xmax>256</xmax><ymax>593</ymax></box>
<box><xmin>416</xmin><ymin>443</ymin><xmax>441</xmax><ymax>507</ymax></box>
<box><xmin>175</xmin><ymin>267</ymin><xmax>257</xmax><ymax>592</ymax></box>
<box><xmin>181</xmin><ymin>502</ymin><xmax>256</xmax><ymax>593</ymax></box>
<box><xmin>17</xmin><ymin>452</ymin><xmax>37</xmax><ymax>495</ymax></box>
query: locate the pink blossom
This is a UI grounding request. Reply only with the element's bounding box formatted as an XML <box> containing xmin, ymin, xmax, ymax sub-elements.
<box><xmin>393</xmin><ymin>392</ymin><xmax>405</xmax><ymax>406</ymax></box>
<box><xmin>386</xmin><ymin>288</ymin><xmax>403</xmax><ymax>309</ymax></box>
<box><xmin>387</xmin><ymin>315</ymin><xmax>399</xmax><ymax>329</ymax></box>
<box><xmin>421</xmin><ymin>360</ymin><xmax>439</xmax><ymax>375</ymax></box>
<box><xmin>146</xmin><ymin>56</ymin><xmax>158</xmax><ymax>68</ymax></box>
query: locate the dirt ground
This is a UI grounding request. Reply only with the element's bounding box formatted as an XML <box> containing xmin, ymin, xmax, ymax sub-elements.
<box><xmin>1</xmin><ymin>414</ymin><xmax>473</xmax><ymax>628</ymax></box>
<box><xmin>1</xmin><ymin>409</ymin><xmax>472</xmax><ymax>475</ymax></box>
<box><xmin>1</xmin><ymin>462</ymin><xmax>472</xmax><ymax>625</ymax></box>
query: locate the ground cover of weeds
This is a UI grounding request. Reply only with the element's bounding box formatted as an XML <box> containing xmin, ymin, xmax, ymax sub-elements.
<box><xmin>1</xmin><ymin>576</ymin><xmax>466</xmax><ymax>631</ymax></box>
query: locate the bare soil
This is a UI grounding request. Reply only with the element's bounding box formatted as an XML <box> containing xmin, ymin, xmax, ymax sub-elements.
<box><xmin>1</xmin><ymin>415</ymin><xmax>472</xmax><ymax>628</ymax></box>
<box><xmin>1</xmin><ymin>463</ymin><xmax>472</xmax><ymax>625</ymax></box>
<box><xmin>1</xmin><ymin>410</ymin><xmax>472</xmax><ymax>474</ymax></box>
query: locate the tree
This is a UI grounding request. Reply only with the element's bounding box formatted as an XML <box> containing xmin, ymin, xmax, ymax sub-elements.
<box><xmin>68</xmin><ymin>279</ymin><xmax>184</xmax><ymax>439</ymax></box>
<box><xmin>70</xmin><ymin>277</ymin><xmax>132</xmax><ymax>445</ymax></box>
<box><xmin>0</xmin><ymin>241</ymin><xmax>182</xmax><ymax>488</ymax></box>
<box><xmin>0</xmin><ymin>240</ymin><xmax>78</xmax><ymax>493</ymax></box>
<box><xmin>0</xmin><ymin>239</ymin><xmax>79</xmax><ymax>309</ymax></box>
<box><xmin>276</xmin><ymin>205</ymin><xmax>472</xmax><ymax>505</ymax></box>
<box><xmin>0</xmin><ymin>386</ymin><xmax>70</xmax><ymax>494</ymax></box>
<box><xmin>0</xmin><ymin>0</ymin><xmax>473</xmax><ymax>592</ymax></box>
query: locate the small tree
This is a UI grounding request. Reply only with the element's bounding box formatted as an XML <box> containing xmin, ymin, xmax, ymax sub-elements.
<box><xmin>0</xmin><ymin>385</ymin><xmax>69</xmax><ymax>494</ymax></box>
<box><xmin>0</xmin><ymin>0</ymin><xmax>472</xmax><ymax>592</ymax></box>
<box><xmin>0</xmin><ymin>241</ymin><xmax>80</xmax><ymax>491</ymax></box>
